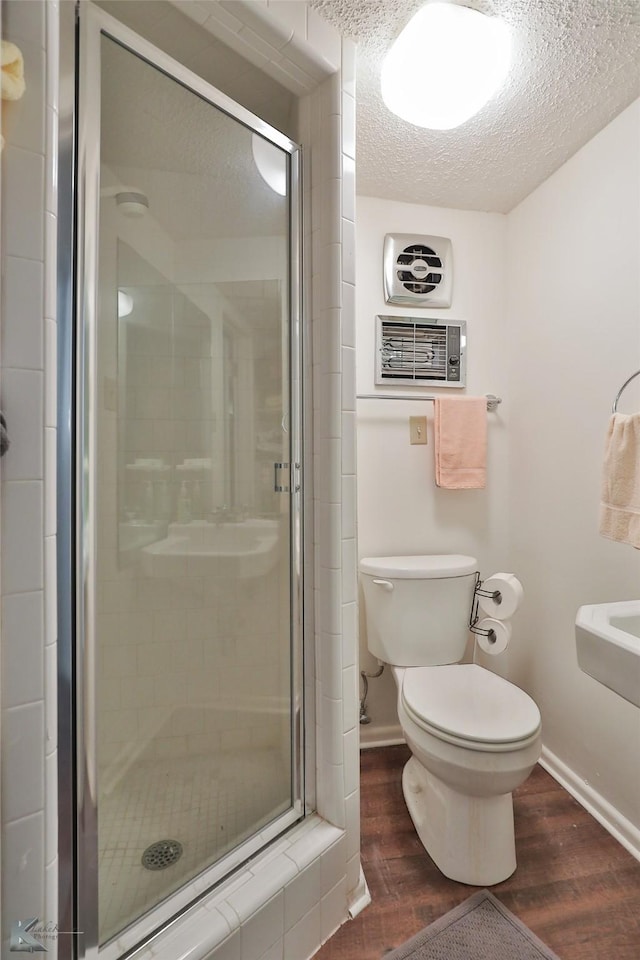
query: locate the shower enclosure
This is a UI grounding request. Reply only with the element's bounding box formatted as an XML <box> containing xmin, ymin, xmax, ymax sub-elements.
<box><xmin>60</xmin><ymin>4</ymin><xmax>304</xmax><ymax>954</ymax></box>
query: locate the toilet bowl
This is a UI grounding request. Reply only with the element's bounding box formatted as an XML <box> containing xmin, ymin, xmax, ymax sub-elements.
<box><xmin>394</xmin><ymin>663</ymin><xmax>541</xmax><ymax>885</ymax></box>
<box><xmin>359</xmin><ymin>554</ymin><xmax>542</xmax><ymax>886</ymax></box>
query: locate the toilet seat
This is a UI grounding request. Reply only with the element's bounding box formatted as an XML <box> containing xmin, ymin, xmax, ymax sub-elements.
<box><xmin>401</xmin><ymin>664</ymin><xmax>541</xmax><ymax>753</ymax></box>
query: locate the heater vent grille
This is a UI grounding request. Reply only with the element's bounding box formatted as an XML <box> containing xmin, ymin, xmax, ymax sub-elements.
<box><xmin>376</xmin><ymin>316</ymin><xmax>466</xmax><ymax>387</ymax></box>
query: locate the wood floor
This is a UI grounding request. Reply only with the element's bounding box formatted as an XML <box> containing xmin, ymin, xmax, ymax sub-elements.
<box><xmin>315</xmin><ymin>745</ymin><xmax>640</xmax><ymax>960</ymax></box>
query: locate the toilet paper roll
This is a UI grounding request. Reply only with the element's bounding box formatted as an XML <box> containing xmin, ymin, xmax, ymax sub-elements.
<box><xmin>477</xmin><ymin>572</ymin><xmax>523</xmax><ymax>620</ymax></box>
<box><xmin>475</xmin><ymin>617</ymin><xmax>511</xmax><ymax>655</ymax></box>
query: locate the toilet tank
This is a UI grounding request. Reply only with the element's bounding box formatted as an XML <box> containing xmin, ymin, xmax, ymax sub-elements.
<box><xmin>360</xmin><ymin>555</ymin><xmax>477</xmax><ymax>666</ymax></box>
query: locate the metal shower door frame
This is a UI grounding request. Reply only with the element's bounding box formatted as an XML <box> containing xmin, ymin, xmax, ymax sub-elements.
<box><xmin>58</xmin><ymin>4</ymin><xmax>306</xmax><ymax>957</ymax></box>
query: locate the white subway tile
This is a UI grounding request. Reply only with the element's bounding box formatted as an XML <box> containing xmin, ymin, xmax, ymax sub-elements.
<box><xmin>341</xmin><ymin>282</ymin><xmax>355</xmax><ymax>350</ymax></box>
<box><xmin>2</xmin><ymin>481</ymin><xmax>44</xmax><ymax>593</ymax></box>
<box><xmin>44</xmin><ymin>427</ymin><xmax>56</xmax><ymax>537</ymax></box>
<box><xmin>1</xmin><ymin>256</ymin><xmax>44</xmax><ymax>368</ymax></box>
<box><xmin>318</xmin><ymin>632</ymin><xmax>342</xmax><ymax>700</ymax></box>
<box><xmin>320</xmin><ymin>178</ymin><xmax>341</xmax><ymax>247</ymax></box>
<box><xmin>318</xmin><ymin>438</ymin><xmax>342</xmax><ymax>504</ymax></box>
<box><xmin>46</xmin><ymin>2</ymin><xmax>60</xmax><ymax>108</ymax></box>
<box><xmin>342</xmin><ymin>219</ymin><xmax>356</xmax><ymax>287</ymax></box>
<box><xmin>208</xmin><ymin>930</ymin><xmax>241</xmax><ymax>959</ymax></box>
<box><xmin>45</xmin><ymin>751</ymin><xmax>57</xmax><ymax>864</ymax></box>
<box><xmin>341</xmin><ymin>412</ymin><xmax>356</xmax><ymax>476</ymax></box>
<box><xmin>283</xmin><ymin>904</ymin><xmax>321</xmax><ymax>960</ymax></box>
<box><xmin>267</xmin><ymin>2</ymin><xmax>306</xmax><ymax>41</ymax></box>
<box><xmin>320</xmin><ymin>876</ymin><xmax>348</xmax><ymax>944</ymax></box>
<box><xmin>45</xmin><ymin>855</ymin><xmax>58</xmax><ymax>926</ymax></box>
<box><xmin>1</xmin><ymin>369</ymin><xmax>44</xmax><ymax>481</ymax></box>
<box><xmin>341</xmin><ymin>346</ymin><xmax>355</xmax><ymax>412</ymax></box>
<box><xmin>343</xmin><ymin>727</ymin><xmax>359</xmax><ymax>796</ymax></box>
<box><xmin>44</xmin><ymin>211</ymin><xmax>58</xmax><ymax>317</ymax></box>
<box><xmin>3</xmin><ymin>812</ymin><xmax>45</xmax><ymax>931</ymax></box>
<box><xmin>341</xmin><ymin>93</ymin><xmax>356</xmax><ymax>160</ymax></box>
<box><xmin>321</xmin><ymin>695</ymin><xmax>343</xmax><ymax>765</ymax></box>
<box><xmin>283</xmin><ymin>858</ymin><xmax>321</xmax><ymax>931</ymax></box>
<box><xmin>3</xmin><ymin>39</ymin><xmax>45</xmax><ymax>154</ymax></box>
<box><xmin>342</xmin><ymin>155</ymin><xmax>355</xmax><ymax>224</ymax></box>
<box><xmin>2</xmin><ymin>147</ymin><xmax>45</xmax><ymax>261</ymax></box>
<box><xmin>341</xmin><ymin>475</ymin><xmax>356</xmax><ymax>540</ymax></box>
<box><xmin>341</xmin><ymin>602</ymin><xmax>357</xmax><ymax>669</ymax></box>
<box><xmin>341</xmin><ymin>38</ymin><xmax>356</xmax><ymax>99</ymax></box>
<box><xmin>344</xmin><ymin>789</ymin><xmax>360</xmax><ymax>861</ymax></box>
<box><xmin>320</xmin><ymin>834</ymin><xmax>347</xmax><ymax>896</ymax></box>
<box><xmin>319</xmin><ymin>761</ymin><xmax>345</xmax><ymax>827</ymax></box>
<box><xmin>346</xmin><ymin>853</ymin><xmax>361</xmax><ymax>900</ymax></box>
<box><xmin>4</xmin><ymin>0</ymin><xmax>45</xmax><ymax>48</ymax></box>
<box><xmin>341</xmin><ymin>538</ymin><xmax>357</xmax><ymax>604</ymax></box>
<box><xmin>236</xmin><ymin>892</ymin><xmax>283</xmax><ymax>960</ymax></box>
<box><xmin>3</xmin><ymin>701</ymin><xmax>45</xmax><ymax>821</ymax></box>
<box><xmin>1</xmin><ymin>591</ymin><xmax>44</xmax><ymax>708</ymax></box>
<box><xmin>306</xmin><ymin>9</ymin><xmax>341</xmax><ymax>70</ymax></box>
<box><xmin>44</xmin><ymin>642</ymin><xmax>57</xmax><ymax>755</ymax></box>
<box><xmin>256</xmin><ymin>940</ymin><xmax>283</xmax><ymax>960</ymax></box>
<box><xmin>342</xmin><ymin>665</ymin><xmax>358</xmax><ymax>733</ymax></box>
<box><xmin>45</xmin><ymin>107</ymin><xmax>58</xmax><ymax>214</ymax></box>
<box><xmin>44</xmin><ymin>534</ymin><xmax>57</xmax><ymax>645</ymax></box>
<box><xmin>44</xmin><ymin>318</ymin><xmax>57</xmax><ymax>426</ymax></box>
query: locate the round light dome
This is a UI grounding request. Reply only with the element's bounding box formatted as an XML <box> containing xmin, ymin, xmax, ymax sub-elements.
<box><xmin>251</xmin><ymin>134</ymin><xmax>287</xmax><ymax>196</ymax></box>
<box><xmin>381</xmin><ymin>3</ymin><xmax>512</xmax><ymax>130</ymax></box>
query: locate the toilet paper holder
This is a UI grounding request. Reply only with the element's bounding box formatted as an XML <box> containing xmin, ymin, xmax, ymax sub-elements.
<box><xmin>469</xmin><ymin>573</ymin><xmax>501</xmax><ymax>640</ymax></box>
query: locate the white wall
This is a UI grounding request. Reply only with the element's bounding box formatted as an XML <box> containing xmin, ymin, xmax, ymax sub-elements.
<box><xmin>356</xmin><ymin>197</ymin><xmax>509</xmax><ymax>738</ymax></box>
<box><xmin>356</xmin><ymin>102</ymin><xmax>640</xmax><ymax>846</ymax></box>
<box><xmin>506</xmin><ymin>98</ymin><xmax>640</xmax><ymax>837</ymax></box>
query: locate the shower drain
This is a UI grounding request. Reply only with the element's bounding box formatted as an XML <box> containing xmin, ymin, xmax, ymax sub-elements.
<box><xmin>141</xmin><ymin>839</ymin><xmax>183</xmax><ymax>871</ymax></box>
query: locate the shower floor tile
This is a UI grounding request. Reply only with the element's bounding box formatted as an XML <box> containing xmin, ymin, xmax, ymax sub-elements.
<box><xmin>98</xmin><ymin>745</ymin><xmax>290</xmax><ymax>944</ymax></box>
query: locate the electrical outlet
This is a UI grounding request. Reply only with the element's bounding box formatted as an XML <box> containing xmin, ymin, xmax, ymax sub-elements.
<box><xmin>409</xmin><ymin>416</ymin><xmax>427</xmax><ymax>445</ymax></box>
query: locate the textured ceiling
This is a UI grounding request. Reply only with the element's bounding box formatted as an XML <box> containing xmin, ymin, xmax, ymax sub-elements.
<box><xmin>310</xmin><ymin>0</ymin><xmax>640</xmax><ymax>212</ymax></box>
<box><xmin>100</xmin><ymin>31</ymin><xmax>288</xmax><ymax>241</ymax></box>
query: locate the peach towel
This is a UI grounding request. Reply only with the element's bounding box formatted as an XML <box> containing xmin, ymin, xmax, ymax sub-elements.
<box><xmin>599</xmin><ymin>412</ymin><xmax>640</xmax><ymax>549</ymax></box>
<box><xmin>434</xmin><ymin>396</ymin><xmax>487</xmax><ymax>489</ymax></box>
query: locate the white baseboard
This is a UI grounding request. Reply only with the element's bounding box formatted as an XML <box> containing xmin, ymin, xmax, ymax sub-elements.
<box><xmin>540</xmin><ymin>746</ymin><xmax>640</xmax><ymax>863</ymax></box>
<box><xmin>359</xmin><ymin>723</ymin><xmax>404</xmax><ymax>749</ymax></box>
<box><xmin>347</xmin><ymin>866</ymin><xmax>371</xmax><ymax>919</ymax></box>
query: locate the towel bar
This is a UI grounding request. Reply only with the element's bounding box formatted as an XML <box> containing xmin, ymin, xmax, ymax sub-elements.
<box><xmin>356</xmin><ymin>393</ymin><xmax>501</xmax><ymax>412</ymax></box>
<box><xmin>612</xmin><ymin>370</ymin><xmax>640</xmax><ymax>413</ymax></box>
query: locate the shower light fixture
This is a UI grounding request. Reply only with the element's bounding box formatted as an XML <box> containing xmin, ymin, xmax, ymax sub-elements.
<box><xmin>381</xmin><ymin>2</ymin><xmax>512</xmax><ymax>130</ymax></box>
<box><xmin>251</xmin><ymin>134</ymin><xmax>287</xmax><ymax>196</ymax></box>
<box><xmin>118</xmin><ymin>290</ymin><xmax>133</xmax><ymax>318</ymax></box>
<box><xmin>115</xmin><ymin>190</ymin><xmax>149</xmax><ymax>218</ymax></box>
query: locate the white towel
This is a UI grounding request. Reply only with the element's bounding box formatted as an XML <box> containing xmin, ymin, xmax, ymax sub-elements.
<box><xmin>599</xmin><ymin>412</ymin><xmax>640</xmax><ymax>549</ymax></box>
<box><xmin>1</xmin><ymin>41</ymin><xmax>25</xmax><ymax>101</ymax></box>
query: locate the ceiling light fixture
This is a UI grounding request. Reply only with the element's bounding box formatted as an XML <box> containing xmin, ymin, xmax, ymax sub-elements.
<box><xmin>251</xmin><ymin>134</ymin><xmax>287</xmax><ymax>196</ymax></box>
<box><xmin>115</xmin><ymin>190</ymin><xmax>149</xmax><ymax>218</ymax></box>
<box><xmin>118</xmin><ymin>290</ymin><xmax>133</xmax><ymax>318</ymax></box>
<box><xmin>381</xmin><ymin>2</ymin><xmax>512</xmax><ymax>130</ymax></box>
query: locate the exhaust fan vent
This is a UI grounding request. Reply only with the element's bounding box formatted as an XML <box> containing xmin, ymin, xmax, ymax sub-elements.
<box><xmin>376</xmin><ymin>315</ymin><xmax>466</xmax><ymax>388</ymax></box>
<box><xmin>383</xmin><ymin>234</ymin><xmax>453</xmax><ymax>307</ymax></box>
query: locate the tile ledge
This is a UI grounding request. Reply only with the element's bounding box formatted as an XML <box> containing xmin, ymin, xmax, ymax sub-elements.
<box><xmin>126</xmin><ymin>816</ymin><xmax>345</xmax><ymax>960</ymax></box>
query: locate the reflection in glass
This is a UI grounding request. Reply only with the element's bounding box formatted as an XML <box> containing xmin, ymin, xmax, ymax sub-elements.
<box><xmin>95</xmin><ymin>34</ymin><xmax>295</xmax><ymax>943</ymax></box>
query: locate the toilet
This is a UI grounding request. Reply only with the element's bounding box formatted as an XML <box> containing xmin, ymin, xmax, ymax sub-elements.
<box><xmin>360</xmin><ymin>554</ymin><xmax>542</xmax><ymax>886</ymax></box>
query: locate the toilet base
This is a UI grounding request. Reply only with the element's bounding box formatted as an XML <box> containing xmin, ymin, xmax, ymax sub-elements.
<box><xmin>402</xmin><ymin>756</ymin><xmax>517</xmax><ymax>886</ymax></box>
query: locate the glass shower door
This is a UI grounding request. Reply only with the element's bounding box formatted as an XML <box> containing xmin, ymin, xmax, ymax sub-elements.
<box><xmin>77</xmin><ymin>7</ymin><xmax>302</xmax><ymax>949</ymax></box>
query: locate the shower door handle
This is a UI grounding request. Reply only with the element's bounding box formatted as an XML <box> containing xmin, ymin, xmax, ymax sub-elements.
<box><xmin>274</xmin><ymin>461</ymin><xmax>290</xmax><ymax>493</ymax></box>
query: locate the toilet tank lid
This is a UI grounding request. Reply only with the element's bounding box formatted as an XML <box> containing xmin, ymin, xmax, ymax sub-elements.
<box><xmin>359</xmin><ymin>555</ymin><xmax>477</xmax><ymax>579</ymax></box>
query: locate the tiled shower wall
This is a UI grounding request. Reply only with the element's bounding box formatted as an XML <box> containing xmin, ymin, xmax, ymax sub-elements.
<box><xmin>0</xmin><ymin>0</ymin><xmax>59</xmax><ymax>950</ymax></box>
<box><xmin>0</xmin><ymin>1</ymin><xmax>358</xmax><ymax>958</ymax></box>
